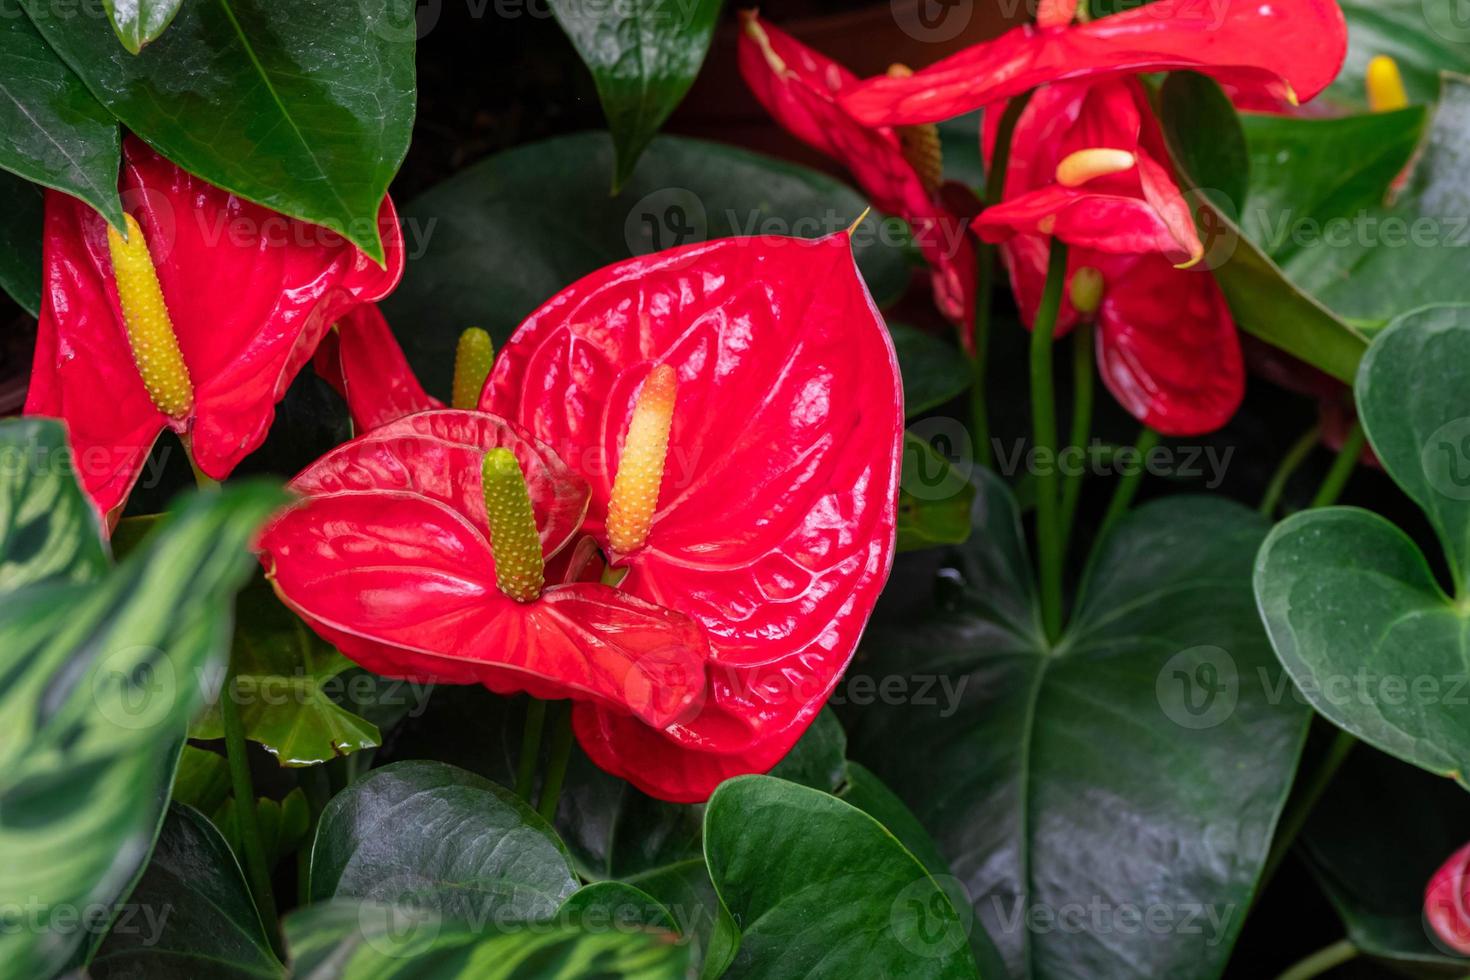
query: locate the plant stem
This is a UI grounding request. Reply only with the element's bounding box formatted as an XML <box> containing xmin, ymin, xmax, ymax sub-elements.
<box><xmin>220</xmin><ymin>663</ymin><xmax>281</xmax><ymax>953</ymax></box>
<box><xmin>1309</xmin><ymin>421</ymin><xmax>1366</xmax><ymax>508</ymax></box>
<box><xmin>1260</xmin><ymin>730</ymin><xmax>1356</xmax><ymax>892</ymax></box>
<box><xmin>1031</xmin><ymin>239</ymin><xmax>1069</xmax><ymax>642</ymax></box>
<box><xmin>1274</xmin><ymin>938</ymin><xmax>1358</xmax><ymax>980</ymax></box>
<box><xmin>970</xmin><ymin>92</ymin><xmax>1033</xmax><ymax>469</ymax></box>
<box><xmin>1260</xmin><ymin>424</ymin><xmax>1322</xmax><ymax>517</ymax></box>
<box><xmin>537</xmin><ymin>702</ymin><xmax>575</xmax><ymax>823</ymax></box>
<box><xmin>1059</xmin><ymin>322</ymin><xmax>1095</xmax><ymax>551</ymax></box>
<box><xmin>1097</xmin><ymin>427</ymin><xmax>1162</xmax><ymax>544</ymax></box>
<box><xmin>514</xmin><ymin>698</ymin><xmax>547</xmax><ymax>802</ymax></box>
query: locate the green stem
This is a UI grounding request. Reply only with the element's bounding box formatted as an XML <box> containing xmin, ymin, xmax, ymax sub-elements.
<box><xmin>537</xmin><ymin>703</ymin><xmax>575</xmax><ymax>823</ymax></box>
<box><xmin>1059</xmin><ymin>321</ymin><xmax>1095</xmax><ymax>551</ymax></box>
<box><xmin>1260</xmin><ymin>730</ymin><xmax>1356</xmax><ymax>892</ymax></box>
<box><xmin>970</xmin><ymin>92</ymin><xmax>1033</xmax><ymax>469</ymax></box>
<box><xmin>1275</xmin><ymin>938</ymin><xmax>1358</xmax><ymax>980</ymax></box>
<box><xmin>514</xmin><ymin>699</ymin><xmax>547</xmax><ymax>802</ymax></box>
<box><xmin>1031</xmin><ymin>239</ymin><xmax>1069</xmax><ymax>642</ymax></box>
<box><xmin>220</xmin><ymin>663</ymin><xmax>281</xmax><ymax>953</ymax></box>
<box><xmin>1097</xmin><ymin>427</ymin><xmax>1162</xmax><ymax>544</ymax></box>
<box><xmin>1309</xmin><ymin>421</ymin><xmax>1365</xmax><ymax>508</ymax></box>
<box><xmin>1260</xmin><ymin>424</ymin><xmax>1322</xmax><ymax>517</ymax></box>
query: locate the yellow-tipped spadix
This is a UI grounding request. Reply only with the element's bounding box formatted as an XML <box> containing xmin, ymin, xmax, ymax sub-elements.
<box><xmin>888</xmin><ymin>64</ymin><xmax>944</xmax><ymax>193</ymax></box>
<box><xmin>452</xmin><ymin>327</ymin><xmax>494</xmax><ymax>410</ymax></box>
<box><xmin>482</xmin><ymin>448</ymin><xmax>544</xmax><ymax>602</ymax></box>
<box><xmin>107</xmin><ymin>213</ymin><xmax>193</xmax><ymax>418</ymax></box>
<box><xmin>1055</xmin><ymin>148</ymin><xmax>1136</xmax><ymax>188</ymax></box>
<box><xmin>606</xmin><ymin>364</ymin><xmax>678</xmax><ymax>555</ymax></box>
<box><xmin>1367</xmin><ymin>55</ymin><xmax>1408</xmax><ymax>112</ymax></box>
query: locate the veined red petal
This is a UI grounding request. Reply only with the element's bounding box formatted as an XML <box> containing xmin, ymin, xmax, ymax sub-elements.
<box><xmin>25</xmin><ymin>138</ymin><xmax>405</xmax><ymax>515</ymax></box>
<box><xmin>974</xmin><ymin>184</ymin><xmax>1196</xmax><ymax>259</ymax></box>
<box><xmin>261</xmin><ymin>491</ymin><xmax>706</xmax><ymax>729</ymax></box>
<box><xmin>737</xmin><ymin>11</ymin><xmax>974</xmax><ymax>330</ymax></box>
<box><xmin>314</xmin><ymin>304</ymin><xmax>443</xmax><ymax>431</ymax></box>
<box><xmin>485</xmin><ymin>233</ymin><xmax>902</xmax><ymax>802</ymax></box>
<box><xmin>842</xmin><ymin>0</ymin><xmax>1347</xmax><ymax>126</ymax></box>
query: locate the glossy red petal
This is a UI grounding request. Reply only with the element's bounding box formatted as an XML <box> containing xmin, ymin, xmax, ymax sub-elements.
<box><xmin>738</xmin><ymin>12</ymin><xmax>974</xmax><ymax>328</ymax></box>
<box><xmin>1093</xmin><ymin>254</ymin><xmax>1243</xmax><ymax>436</ymax></box>
<box><xmin>261</xmin><ymin>491</ymin><xmax>706</xmax><ymax>729</ymax></box>
<box><xmin>842</xmin><ymin>0</ymin><xmax>1346</xmax><ymax>125</ymax></box>
<box><xmin>290</xmin><ymin>410</ymin><xmax>589</xmax><ymax>559</ymax></box>
<box><xmin>314</xmin><ymin>304</ymin><xmax>443</xmax><ymax>431</ymax></box>
<box><xmin>1427</xmin><ymin>842</ymin><xmax>1470</xmax><ymax>956</ymax></box>
<box><xmin>975</xmin><ymin>184</ymin><xmax>1193</xmax><ymax>258</ymax></box>
<box><xmin>25</xmin><ymin>138</ymin><xmax>405</xmax><ymax>515</ymax></box>
<box><xmin>485</xmin><ymin>233</ymin><xmax>902</xmax><ymax>801</ymax></box>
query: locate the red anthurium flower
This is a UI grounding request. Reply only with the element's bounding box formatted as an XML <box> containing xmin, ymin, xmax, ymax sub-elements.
<box><xmin>1427</xmin><ymin>841</ymin><xmax>1470</xmax><ymax>955</ymax></box>
<box><xmin>979</xmin><ymin>79</ymin><xmax>1242</xmax><ymax>434</ymax></box>
<box><xmin>840</xmin><ymin>0</ymin><xmax>1347</xmax><ymax>127</ymax></box>
<box><xmin>259</xmin><ymin>410</ymin><xmax>710</xmax><ymax>729</ymax></box>
<box><xmin>737</xmin><ymin>11</ymin><xmax>976</xmax><ymax>337</ymax></box>
<box><xmin>25</xmin><ymin>137</ymin><xmax>405</xmax><ymax>518</ymax></box>
<box><xmin>483</xmin><ymin>232</ymin><xmax>902</xmax><ymax>802</ymax></box>
<box><xmin>314</xmin><ymin>304</ymin><xmax>443</xmax><ymax>431</ymax></box>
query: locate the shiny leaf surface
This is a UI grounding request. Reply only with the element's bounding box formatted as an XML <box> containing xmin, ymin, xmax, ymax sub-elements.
<box><xmin>21</xmin><ymin>0</ymin><xmax>416</xmax><ymax>261</ymax></box>
<box><xmin>848</xmin><ymin>468</ymin><xmax>1309</xmax><ymax>978</ymax></box>
<box><xmin>101</xmin><ymin>0</ymin><xmax>185</xmax><ymax>54</ymax></box>
<box><xmin>0</xmin><ymin>168</ymin><xmax>43</xmax><ymax>315</ymax></box>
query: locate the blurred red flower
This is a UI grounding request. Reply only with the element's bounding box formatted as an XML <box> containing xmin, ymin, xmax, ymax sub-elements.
<box><xmin>1427</xmin><ymin>841</ymin><xmax>1470</xmax><ymax>955</ymax></box>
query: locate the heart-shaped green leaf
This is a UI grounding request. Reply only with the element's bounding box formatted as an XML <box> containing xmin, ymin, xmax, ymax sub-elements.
<box><xmin>1158</xmin><ymin>71</ymin><xmax>1369</xmax><ymax>383</ymax></box>
<box><xmin>558</xmin><ymin>881</ymin><xmax>677</xmax><ymax>933</ymax></box>
<box><xmin>216</xmin><ymin>788</ymin><xmax>312</xmax><ymax>872</ymax></box>
<box><xmin>1256</xmin><ymin>304</ymin><xmax>1470</xmax><ymax>784</ymax></box>
<box><xmin>380</xmin><ymin>132</ymin><xmax>908</xmax><ymax>396</ymax></box>
<box><xmin>89</xmin><ymin>804</ymin><xmax>284</xmax><ymax>979</ymax></box>
<box><xmin>847</xmin><ymin>469</ymin><xmax>1309</xmax><ymax>978</ymax></box>
<box><xmin>704</xmin><ymin>775</ymin><xmax>980</xmax><ymax>979</ymax></box>
<box><xmin>0</xmin><ymin>167</ymin><xmax>44</xmax><ymax>316</ymax></box>
<box><xmin>0</xmin><ymin>14</ymin><xmax>122</xmax><ymax>229</ymax></box>
<box><xmin>0</xmin><ymin>426</ymin><xmax>284</xmax><ymax>978</ymax></box>
<box><xmin>101</xmin><ymin>0</ymin><xmax>185</xmax><ymax>54</ymax></box>
<box><xmin>191</xmin><ymin>578</ymin><xmax>380</xmax><ymax>766</ymax></box>
<box><xmin>549</xmin><ymin>0</ymin><xmax>722</xmax><ymax>191</ymax></box>
<box><xmin>310</xmin><ymin>760</ymin><xmax>579</xmax><ymax>923</ymax></box>
<box><xmin>285</xmin><ymin>900</ymin><xmax>690</xmax><ymax>979</ymax></box>
<box><xmin>22</xmin><ymin>0</ymin><xmax>416</xmax><ymax>261</ymax></box>
<box><xmin>1301</xmin><ymin>746</ymin><xmax>1470</xmax><ymax>970</ymax></box>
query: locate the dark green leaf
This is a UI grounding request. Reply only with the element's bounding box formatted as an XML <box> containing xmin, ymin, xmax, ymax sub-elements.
<box><xmin>1158</xmin><ymin>71</ymin><xmax>1248</xmax><ymax>213</ymax></box>
<box><xmin>848</xmin><ymin>469</ymin><xmax>1309</xmax><ymax>978</ymax></box>
<box><xmin>101</xmin><ymin>0</ymin><xmax>185</xmax><ymax>54</ymax></box>
<box><xmin>0</xmin><ymin>458</ymin><xmax>284</xmax><ymax>978</ymax></box>
<box><xmin>310</xmin><ymin>760</ymin><xmax>579</xmax><ymax>923</ymax></box>
<box><xmin>1325</xmin><ymin>0</ymin><xmax>1470</xmax><ymax>111</ymax></box>
<box><xmin>0</xmin><ymin>12</ymin><xmax>122</xmax><ymax>226</ymax></box>
<box><xmin>1256</xmin><ymin>305</ymin><xmax>1470</xmax><ymax>785</ymax></box>
<box><xmin>216</xmin><ymin>788</ymin><xmax>311</xmax><ymax>871</ymax></box>
<box><xmin>891</xmin><ymin>321</ymin><xmax>972</xmax><ymax>417</ymax></box>
<box><xmin>559</xmin><ymin>881</ymin><xmax>677</xmax><ymax>932</ymax></box>
<box><xmin>285</xmin><ymin>901</ymin><xmax>690</xmax><ymax>979</ymax></box>
<box><xmin>381</xmin><ymin>133</ymin><xmax>909</xmax><ymax>396</ymax></box>
<box><xmin>90</xmin><ymin>805</ymin><xmax>284</xmax><ymax>979</ymax></box>
<box><xmin>767</xmin><ymin>708</ymin><xmax>847</xmax><ymax>792</ymax></box>
<box><xmin>1301</xmin><ymin>746</ymin><xmax>1470</xmax><ymax>970</ymax></box>
<box><xmin>1158</xmin><ymin>72</ymin><xmax>1369</xmax><ymax>382</ymax></box>
<box><xmin>173</xmin><ymin>745</ymin><xmax>232</xmax><ymax>814</ymax></box>
<box><xmin>0</xmin><ymin>419</ymin><xmax>106</xmax><ymax>589</ymax></box>
<box><xmin>704</xmin><ymin>775</ymin><xmax>980</xmax><ymax>978</ymax></box>
<box><xmin>549</xmin><ymin>0</ymin><xmax>722</xmax><ymax>191</ymax></box>
<box><xmin>898</xmin><ymin>433</ymin><xmax>976</xmax><ymax>552</ymax></box>
<box><xmin>22</xmin><ymin>0</ymin><xmax>417</xmax><ymax>262</ymax></box>
<box><xmin>1240</xmin><ymin>108</ymin><xmax>1426</xmax><ymax>268</ymax></box>
<box><xmin>1278</xmin><ymin>75</ymin><xmax>1470</xmax><ymax>330</ymax></box>
<box><xmin>0</xmin><ymin>168</ymin><xmax>44</xmax><ymax>316</ymax></box>
<box><xmin>936</xmin><ymin>113</ymin><xmax>984</xmax><ymax>190</ymax></box>
<box><xmin>191</xmin><ymin>578</ymin><xmax>380</xmax><ymax>766</ymax></box>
